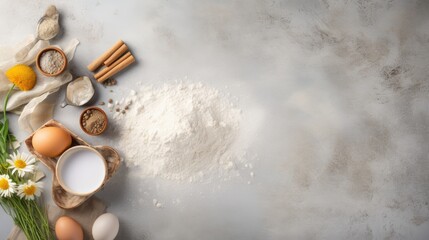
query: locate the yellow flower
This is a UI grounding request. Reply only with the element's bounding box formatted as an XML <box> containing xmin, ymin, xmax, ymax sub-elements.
<box><xmin>5</xmin><ymin>64</ymin><xmax>37</xmax><ymax>91</ymax></box>
<box><xmin>0</xmin><ymin>174</ymin><xmax>16</xmax><ymax>198</ymax></box>
<box><xmin>17</xmin><ymin>180</ymin><xmax>43</xmax><ymax>200</ymax></box>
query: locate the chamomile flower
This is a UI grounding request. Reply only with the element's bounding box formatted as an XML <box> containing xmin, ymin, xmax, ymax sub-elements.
<box><xmin>0</xmin><ymin>174</ymin><xmax>16</xmax><ymax>198</ymax></box>
<box><xmin>6</xmin><ymin>152</ymin><xmax>36</xmax><ymax>177</ymax></box>
<box><xmin>17</xmin><ymin>180</ymin><xmax>43</xmax><ymax>200</ymax></box>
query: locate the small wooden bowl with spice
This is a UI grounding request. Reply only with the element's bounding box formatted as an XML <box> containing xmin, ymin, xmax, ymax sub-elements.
<box><xmin>80</xmin><ymin>107</ymin><xmax>108</xmax><ymax>136</ymax></box>
<box><xmin>36</xmin><ymin>46</ymin><xmax>68</xmax><ymax>77</ymax></box>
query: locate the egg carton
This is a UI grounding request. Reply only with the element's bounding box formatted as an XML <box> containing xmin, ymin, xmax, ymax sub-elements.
<box><xmin>25</xmin><ymin>119</ymin><xmax>121</xmax><ymax>209</ymax></box>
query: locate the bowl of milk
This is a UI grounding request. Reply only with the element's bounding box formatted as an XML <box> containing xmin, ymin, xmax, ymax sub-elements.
<box><xmin>56</xmin><ymin>146</ymin><xmax>107</xmax><ymax>196</ymax></box>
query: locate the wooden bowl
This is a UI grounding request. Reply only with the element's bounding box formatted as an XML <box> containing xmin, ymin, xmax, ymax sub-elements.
<box><xmin>25</xmin><ymin>120</ymin><xmax>121</xmax><ymax>209</ymax></box>
<box><xmin>56</xmin><ymin>146</ymin><xmax>107</xmax><ymax>196</ymax></box>
<box><xmin>36</xmin><ymin>46</ymin><xmax>68</xmax><ymax>77</ymax></box>
<box><xmin>80</xmin><ymin>107</ymin><xmax>108</xmax><ymax>136</ymax></box>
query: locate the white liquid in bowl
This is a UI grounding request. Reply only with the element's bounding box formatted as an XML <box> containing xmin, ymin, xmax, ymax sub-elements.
<box><xmin>58</xmin><ymin>147</ymin><xmax>106</xmax><ymax>195</ymax></box>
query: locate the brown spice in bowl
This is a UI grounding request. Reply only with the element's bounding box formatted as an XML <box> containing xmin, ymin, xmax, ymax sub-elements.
<box><xmin>80</xmin><ymin>107</ymin><xmax>108</xmax><ymax>135</ymax></box>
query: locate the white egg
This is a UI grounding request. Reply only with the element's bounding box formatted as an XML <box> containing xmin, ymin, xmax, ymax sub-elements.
<box><xmin>92</xmin><ymin>213</ymin><xmax>119</xmax><ymax>240</ymax></box>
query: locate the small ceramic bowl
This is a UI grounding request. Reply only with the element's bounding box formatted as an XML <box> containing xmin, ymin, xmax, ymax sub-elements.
<box><xmin>79</xmin><ymin>107</ymin><xmax>108</xmax><ymax>136</ymax></box>
<box><xmin>36</xmin><ymin>46</ymin><xmax>68</xmax><ymax>77</ymax></box>
<box><xmin>56</xmin><ymin>146</ymin><xmax>107</xmax><ymax>196</ymax></box>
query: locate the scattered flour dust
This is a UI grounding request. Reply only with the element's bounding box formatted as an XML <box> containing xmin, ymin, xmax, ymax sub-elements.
<box><xmin>115</xmin><ymin>81</ymin><xmax>246</xmax><ymax>182</ymax></box>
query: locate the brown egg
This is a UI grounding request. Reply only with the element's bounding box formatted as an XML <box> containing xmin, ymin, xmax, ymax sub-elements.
<box><xmin>55</xmin><ymin>216</ymin><xmax>84</xmax><ymax>240</ymax></box>
<box><xmin>32</xmin><ymin>127</ymin><xmax>72</xmax><ymax>157</ymax></box>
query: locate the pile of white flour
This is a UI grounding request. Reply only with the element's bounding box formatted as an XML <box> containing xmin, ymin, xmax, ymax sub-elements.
<box><xmin>115</xmin><ymin>82</ymin><xmax>243</xmax><ymax>182</ymax></box>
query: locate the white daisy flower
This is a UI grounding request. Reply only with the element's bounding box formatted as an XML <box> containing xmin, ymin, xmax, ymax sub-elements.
<box><xmin>0</xmin><ymin>174</ymin><xmax>16</xmax><ymax>198</ymax></box>
<box><xmin>17</xmin><ymin>180</ymin><xmax>43</xmax><ymax>200</ymax></box>
<box><xmin>6</xmin><ymin>152</ymin><xmax>36</xmax><ymax>177</ymax></box>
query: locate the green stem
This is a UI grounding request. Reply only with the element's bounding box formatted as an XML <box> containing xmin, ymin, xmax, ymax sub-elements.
<box><xmin>0</xmin><ymin>84</ymin><xmax>14</xmax><ymax>167</ymax></box>
<box><xmin>0</xmin><ymin>84</ymin><xmax>53</xmax><ymax>239</ymax></box>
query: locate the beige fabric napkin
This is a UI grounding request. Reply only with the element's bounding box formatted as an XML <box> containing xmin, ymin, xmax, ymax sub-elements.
<box><xmin>7</xmin><ymin>197</ymin><xmax>107</xmax><ymax>240</ymax></box>
<box><xmin>0</xmin><ymin>36</ymin><xmax>79</xmax><ymax>133</ymax></box>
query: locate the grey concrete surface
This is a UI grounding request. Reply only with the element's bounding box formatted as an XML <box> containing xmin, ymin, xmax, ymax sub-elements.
<box><xmin>1</xmin><ymin>0</ymin><xmax>429</xmax><ymax>239</ymax></box>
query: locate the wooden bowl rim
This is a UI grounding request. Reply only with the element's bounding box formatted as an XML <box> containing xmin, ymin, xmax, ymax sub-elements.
<box><xmin>35</xmin><ymin>46</ymin><xmax>68</xmax><ymax>77</ymax></box>
<box><xmin>55</xmin><ymin>145</ymin><xmax>108</xmax><ymax>196</ymax></box>
<box><xmin>79</xmin><ymin>106</ymin><xmax>108</xmax><ymax>136</ymax></box>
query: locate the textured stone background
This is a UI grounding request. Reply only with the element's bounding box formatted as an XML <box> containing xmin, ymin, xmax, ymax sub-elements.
<box><xmin>1</xmin><ymin>0</ymin><xmax>429</xmax><ymax>239</ymax></box>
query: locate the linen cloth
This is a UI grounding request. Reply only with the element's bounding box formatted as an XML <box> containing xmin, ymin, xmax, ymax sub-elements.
<box><xmin>0</xmin><ymin>36</ymin><xmax>79</xmax><ymax>132</ymax></box>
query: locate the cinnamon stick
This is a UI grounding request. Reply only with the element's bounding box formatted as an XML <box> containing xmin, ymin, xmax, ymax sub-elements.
<box><xmin>96</xmin><ymin>55</ymin><xmax>135</xmax><ymax>83</ymax></box>
<box><xmin>94</xmin><ymin>52</ymin><xmax>132</xmax><ymax>79</ymax></box>
<box><xmin>87</xmin><ymin>40</ymin><xmax>123</xmax><ymax>72</ymax></box>
<box><xmin>103</xmin><ymin>44</ymin><xmax>129</xmax><ymax>66</ymax></box>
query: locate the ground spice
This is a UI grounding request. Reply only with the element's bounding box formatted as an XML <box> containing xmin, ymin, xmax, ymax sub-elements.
<box><xmin>104</xmin><ymin>96</ymin><xmax>133</xmax><ymax>115</ymax></box>
<box><xmin>81</xmin><ymin>109</ymin><xmax>107</xmax><ymax>135</ymax></box>
<box><xmin>38</xmin><ymin>18</ymin><xmax>59</xmax><ymax>40</ymax></box>
<box><xmin>102</xmin><ymin>78</ymin><xmax>117</xmax><ymax>87</ymax></box>
<box><xmin>39</xmin><ymin>50</ymin><xmax>64</xmax><ymax>74</ymax></box>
